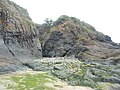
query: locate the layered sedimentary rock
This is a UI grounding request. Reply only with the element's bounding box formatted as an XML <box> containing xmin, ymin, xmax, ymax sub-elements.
<box><xmin>39</xmin><ymin>15</ymin><xmax>120</xmax><ymax>60</ymax></box>
<box><xmin>0</xmin><ymin>0</ymin><xmax>42</xmax><ymax>73</ymax></box>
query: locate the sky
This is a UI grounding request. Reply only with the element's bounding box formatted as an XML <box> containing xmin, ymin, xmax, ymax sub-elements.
<box><xmin>11</xmin><ymin>0</ymin><xmax>120</xmax><ymax>43</ymax></box>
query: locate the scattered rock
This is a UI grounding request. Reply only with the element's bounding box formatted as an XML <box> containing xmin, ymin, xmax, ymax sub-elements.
<box><xmin>54</xmin><ymin>65</ymin><xmax>64</xmax><ymax>70</ymax></box>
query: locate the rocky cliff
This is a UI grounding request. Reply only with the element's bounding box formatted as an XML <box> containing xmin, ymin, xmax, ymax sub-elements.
<box><xmin>0</xmin><ymin>0</ymin><xmax>42</xmax><ymax>73</ymax></box>
<box><xmin>38</xmin><ymin>15</ymin><xmax>120</xmax><ymax>61</ymax></box>
<box><xmin>0</xmin><ymin>0</ymin><xmax>120</xmax><ymax>90</ymax></box>
<box><xmin>0</xmin><ymin>0</ymin><xmax>120</xmax><ymax>73</ymax></box>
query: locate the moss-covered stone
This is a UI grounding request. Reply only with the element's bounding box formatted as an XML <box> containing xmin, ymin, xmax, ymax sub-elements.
<box><xmin>24</xmin><ymin>58</ymin><xmax>120</xmax><ymax>90</ymax></box>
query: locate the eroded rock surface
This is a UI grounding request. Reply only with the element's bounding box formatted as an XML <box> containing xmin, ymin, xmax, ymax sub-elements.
<box><xmin>39</xmin><ymin>15</ymin><xmax>120</xmax><ymax>61</ymax></box>
<box><xmin>23</xmin><ymin>58</ymin><xmax>120</xmax><ymax>90</ymax></box>
<box><xmin>0</xmin><ymin>0</ymin><xmax>120</xmax><ymax>78</ymax></box>
<box><xmin>0</xmin><ymin>0</ymin><xmax>42</xmax><ymax>73</ymax></box>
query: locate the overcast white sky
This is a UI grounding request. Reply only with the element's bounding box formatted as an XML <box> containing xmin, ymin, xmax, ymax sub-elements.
<box><xmin>11</xmin><ymin>0</ymin><xmax>120</xmax><ymax>43</ymax></box>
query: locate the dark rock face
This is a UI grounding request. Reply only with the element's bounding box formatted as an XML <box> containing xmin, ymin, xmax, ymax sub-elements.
<box><xmin>41</xmin><ymin>16</ymin><xmax>91</xmax><ymax>58</ymax></box>
<box><xmin>40</xmin><ymin>15</ymin><xmax>120</xmax><ymax>60</ymax></box>
<box><xmin>0</xmin><ymin>0</ymin><xmax>42</xmax><ymax>73</ymax></box>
